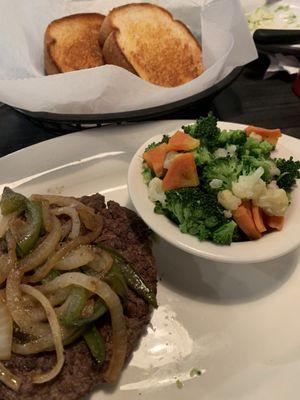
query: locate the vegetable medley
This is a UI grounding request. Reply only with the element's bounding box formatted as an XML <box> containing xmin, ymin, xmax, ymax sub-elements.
<box><xmin>142</xmin><ymin>113</ymin><xmax>300</xmax><ymax>245</ymax></box>
<box><xmin>0</xmin><ymin>189</ymin><xmax>157</xmax><ymax>391</ymax></box>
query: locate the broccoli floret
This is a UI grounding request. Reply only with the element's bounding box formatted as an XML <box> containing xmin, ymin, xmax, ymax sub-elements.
<box><xmin>180</xmin><ymin>220</ymin><xmax>210</xmax><ymax>240</ymax></box>
<box><xmin>259</xmin><ymin>141</ymin><xmax>274</xmax><ymax>156</ymax></box>
<box><xmin>145</xmin><ymin>143</ymin><xmax>157</xmax><ymax>152</ymax></box>
<box><xmin>242</xmin><ymin>155</ymin><xmax>273</xmax><ymax>182</ymax></box>
<box><xmin>142</xmin><ymin>165</ymin><xmax>154</xmax><ymax>184</ymax></box>
<box><xmin>154</xmin><ymin>201</ymin><xmax>179</xmax><ymax>224</ymax></box>
<box><xmin>218</xmin><ymin>130</ymin><xmax>247</xmax><ymax>147</ymax></box>
<box><xmin>275</xmin><ymin>156</ymin><xmax>300</xmax><ymax>192</ymax></box>
<box><xmin>182</xmin><ymin>122</ymin><xmax>198</xmax><ymax>137</ymax></box>
<box><xmin>193</xmin><ymin>146</ymin><xmax>213</xmax><ymax>166</ymax></box>
<box><xmin>240</xmin><ymin>137</ymin><xmax>274</xmax><ymax>158</ymax></box>
<box><xmin>164</xmin><ymin>187</ymin><xmax>226</xmax><ymax>241</ymax></box>
<box><xmin>212</xmin><ymin>220</ymin><xmax>237</xmax><ymax>245</ymax></box>
<box><xmin>202</xmin><ymin>156</ymin><xmax>243</xmax><ymax>192</ymax></box>
<box><xmin>154</xmin><ymin>201</ymin><xmax>164</xmax><ymax>214</ymax></box>
<box><xmin>157</xmin><ymin>187</ymin><xmax>238</xmax><ymax>245</ymax></box>
<box><xmin>145</xmin><ymin>134</ymin><xmax>169</xmax><ymax>152</ymax></box>
<box><xmin>196</xmin><ymin>223</ymin><xmax>211</xmax><ymax>241</ymax></box>
<box><xmin>182</xmin><ymin>112</ymin><xmax>220</xmax><ymax>151</ymax></box>
<box><xmin>204</xmin><ymin>215</ymin><xmax>220</xmax><ymax>229</ymax></box>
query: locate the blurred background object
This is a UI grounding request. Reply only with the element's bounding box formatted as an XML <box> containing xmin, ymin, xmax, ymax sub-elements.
<box><xmin>242</xmin><ymin>0</ymin><xmax>300</xmax><ymax>74</ymax></box>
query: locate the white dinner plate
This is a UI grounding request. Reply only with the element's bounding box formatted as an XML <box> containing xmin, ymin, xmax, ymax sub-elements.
<box><xmin>1</xmin><ymin>120</ymin><xmax>300</xmax><ymax>400</ymax></box>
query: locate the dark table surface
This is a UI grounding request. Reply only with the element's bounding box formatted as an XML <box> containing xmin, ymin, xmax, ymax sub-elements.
<box><xmin>1</xmin><ymin>55</ymin><xmax>300</xmax><ymax>158</ymax></box>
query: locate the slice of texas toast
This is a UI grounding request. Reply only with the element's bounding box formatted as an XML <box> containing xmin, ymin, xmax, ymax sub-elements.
<box><xmin>99</xmin><ymin>3</ymin><xmax>203</xmax><ymax>87</ymax></box>
<box><xmin>45</xmin><ymin>13</ymin><xmax>105</xmax><ymax>75</ymax></box>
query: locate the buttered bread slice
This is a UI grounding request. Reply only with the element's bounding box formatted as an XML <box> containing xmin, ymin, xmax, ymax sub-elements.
<box><xmin>45</xmin><ymin>13</ymin><xmax>105</xmax><ymax>75</ymax></box>
<box><xmin>99</xmin><ymin>3</ymin><xmax>203</xmax><ymax>87</ymax></box>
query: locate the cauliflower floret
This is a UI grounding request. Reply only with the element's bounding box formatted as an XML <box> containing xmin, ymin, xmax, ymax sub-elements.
<box><xmin>268</xmin><ymin>180</ymin><xmax>279</xmax><ymax>190</ymax></box>
<box><xmin>232</xmin><ymin>167</ymin><xmax>267</xmax><ymax>200</ymax></box>
<box><xmin>256</xmin><ymin>186</ymin><xmax>289</xmax><ymax>216</ymax></box>
<box><xmin>214</xmin><ymin>148</ymin><xmax>228</xmax><ymax>158</ymax></box>
<box><xmin>209</xmin><ymin>179</ymin><xmax>223</xmax><ymax>189</ymax></box>
<box><xmin>214</xmin><ymin>146</ymin><xmax>236</xmax><ymax>159</ymax></box>
<box><xmin>227</xmin><ymin>144</ymin><xmax>237</xmax><ymax>156</ymax></box>
<box><xmin>218</xmin><ymin>189</ymin><xmax>241</xmax><ymax>211</ymax></box>
<box><xmin>249</xmin><ymin>132</ymin><xmax>262</xmax><ymax>142</ymax></box>
<box><xmin>223</xmin><ymin>209</ymin><xmax>233</xmax><ymax>219</ymax></box>
<box><xmin>163</xmin><ymin>152</ymin><xmax>178</xmax><ymax>169</ymax></box>
<box><xmin>267</xmin><ymin>161</ymin><xmax>281</xmax><ymax>177</ymax></box>
<box><xmin>148</xmin><ymin>177</ymin><xmax>166</xmax><ymax>205</ymax></box>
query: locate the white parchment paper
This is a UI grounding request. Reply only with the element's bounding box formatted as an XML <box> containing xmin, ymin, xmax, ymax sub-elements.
<box><xmin>0</xmin><ymin>0</ymin><xmax>257</xmax><ymax>114</ymax></box>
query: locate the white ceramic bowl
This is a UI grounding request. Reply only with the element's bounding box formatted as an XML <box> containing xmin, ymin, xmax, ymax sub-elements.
<box><xmin>128</xmin><ymin>121</ymin><xmax>300</xmax><ymax>264</ymax></box>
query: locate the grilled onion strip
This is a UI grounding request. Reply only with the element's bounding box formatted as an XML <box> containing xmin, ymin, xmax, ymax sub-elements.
<box><xmin>0</xmin><ymin>232</ymin><xmax>16</xmax><ymax>287</ymax></box>
<box><xmin>55</xmin><ymin>245</ymin><xmax>95</xmax><ymax>271</ymax></box>
<box><xmin>0</xmin><ymin>362</ymin><xmax>21</xmax><ymax>391</ymax></box>
<box><xmin>26</xmin><ymin>217</ymin><xmax>103</xmax><ymax>283</ymax></box>
<box><xmin>87</xmin><ymin>248</ymin><xmax>113</xmax><ymax>276</ymax></box>
<box><xmin>0</xmin><ymin>293</ymin><xmax>13</xmax><ymax>361</ymax></box>
<box><xmin>52</xmin><ymin>206</ymin><xmax>81</xmax><ymax>239</ymax></box>
<box><xmin>19</xmin><ymin>216</ymin><xmax>61</xmax><ymax>273</ymax></box>
<box><xmin>0</xmin><ymin>211</ymin><xmax>18</xmax><ymax>238</ymax></box>
<box><xmin>31</xmin><ymin>195</ymin><xmax>94</xmax><ymax>214</ymax></box>
<box><xmin>21</xmin><ymin>284</ymin><xmax>65</xmax><ymax>384</ymax></box>
<box><xmin>41</xmin><ymin>201</ymin><xmax>52</xmax><ymax>232</ymax></box>
<box><xmin>0</xmin><ymin>254</ymin><xmax>12</xmax><ymax>285</ymax></box>
<box><xmin>6</xmin><ymin>266</ymin><xmax>51</xmax><ymax>337</ymax></box>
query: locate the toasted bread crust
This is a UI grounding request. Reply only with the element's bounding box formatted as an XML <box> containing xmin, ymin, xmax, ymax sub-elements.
<box><xmin>100</xmin><ymin>12</ymin><xmax>137</xmax><ymax>75</ymax></box>
<box><xmin>44</xmin><ymin>31</ymin><xmax>61</xmax><ymax>75</ymax></box>
<box><xmin>99</xmin><ymin>3</ymin><xmax>203</xmax><ymax>87</ymax></box>
<box><xmin>45</xmin><ymin>13</ymin><xmax>105</xmax><ymax>75</ymax></box>
<box><xmin>99</xmin><ymin>14</ymin><xmax>114</xmax><ymax>47</ymax></box>
<box><xmin>102</xmin><ymin>32</ymin><xmax>136</xmax><ymax>75</ymax></box>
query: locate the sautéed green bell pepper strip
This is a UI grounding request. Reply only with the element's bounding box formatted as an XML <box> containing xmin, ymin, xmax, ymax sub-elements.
<box><xmin>0</xmin><ymin>187</ymin><xmax>26</xmax><ymax>215</ymax></box>
<box><xmin>60</xmin><ymin>286</ymin><xmax>89</xmax><ymax>327</ymax></box>
<box><xmin>104</xmin><ymin>262</ymin><xmax>128</xmax><ymax>303</ymax></box>
<box><xmin>0</xmin><ymin>188</ymin><xmax>43</xmax><ymax>255</ymax></box>
<box><xmin>18</xmin><ymin>200</ymin><xmax>43</xmax><ymax>256</ymax></box>
<box><xmin>62</xmin><ymin>325</ymin><xmax>87</xmax><ymax>347</ymax></box>
<box><xmin>97</xmin><ymin>244</ymin><xmax>158</xmax><ymax>308</ymax></box>
<box><xmin>83</xmin><ymin>324</ymin><xmax>106</xmax><ymax>364</ymax></box>
<box><xmin>65</xmin><ymin>299</ymin><xmax>107</xmax><ymax>328</ymax></box>
<box><xmin>60</xmin><ymin>285</ymin><xmax>108</xmax><ymax>328</ymax></box>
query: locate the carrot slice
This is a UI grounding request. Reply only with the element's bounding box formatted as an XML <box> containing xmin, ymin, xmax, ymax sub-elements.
<box><xmin>143</xmin><ymin>143</ymin><xmax>168</xmax><ymax>177</ymax></box>
<box><xmin>265</xmin><ymin>215</ymin><xmax>284</xmax><ymax>231</ymax></box>
<box><xmin>245</xmin><ymin>126</ymin><xmax>282</xmax><ymax>145</ymax></box>
<box><xmin>162</xmin><ymin>153</ymin><xmax>199</xmax><ymax>191</ymax></box>
<box><xmin>251</xmin><ymin>203</ymin><xmax>267</xmax><ymax>233</ymax></box>
<box><xmin>232</xmin><ymin>202</ymin><xmax>262</xmax><ymax>240</ymax></box>
<box><xmin>167</xmin><ymin>130</ymin><xmax>200</xmax><ymax>152</ymax></box>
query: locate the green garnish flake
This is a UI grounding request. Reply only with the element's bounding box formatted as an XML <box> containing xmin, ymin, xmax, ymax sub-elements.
<box><xmin>275</xmin><ymin>5</ymin><xmax>290</xmax><ymax>12</ymax></box>
<box><xmin>190</xmin><ymin>368</ymin><xmax>204</xmax><ymax>377</ymax></box>
<box><xmin>142</xmin><ymin>164</ymin><xmax>154</xmax><ymax>184</ymax></box>
<box><xmin>176</xmin><ymin>379</ymin><xmax>183</xmax><ymax>389</ymax></box>
<box><xmin>284</xmin><ymin>12</ymin><xmax>297</xmax><ymax>24</ymax></box>
<box><xmin>145</xmin><ymin>134</ymin><xmax>169</xmax><ymax>152</ymax></box>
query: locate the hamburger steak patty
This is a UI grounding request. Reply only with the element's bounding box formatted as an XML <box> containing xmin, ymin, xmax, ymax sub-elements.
<box><xmin>0</xmin><ymin>194</ymin><xmax>157</xmax><ymax>400</ymax></box>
